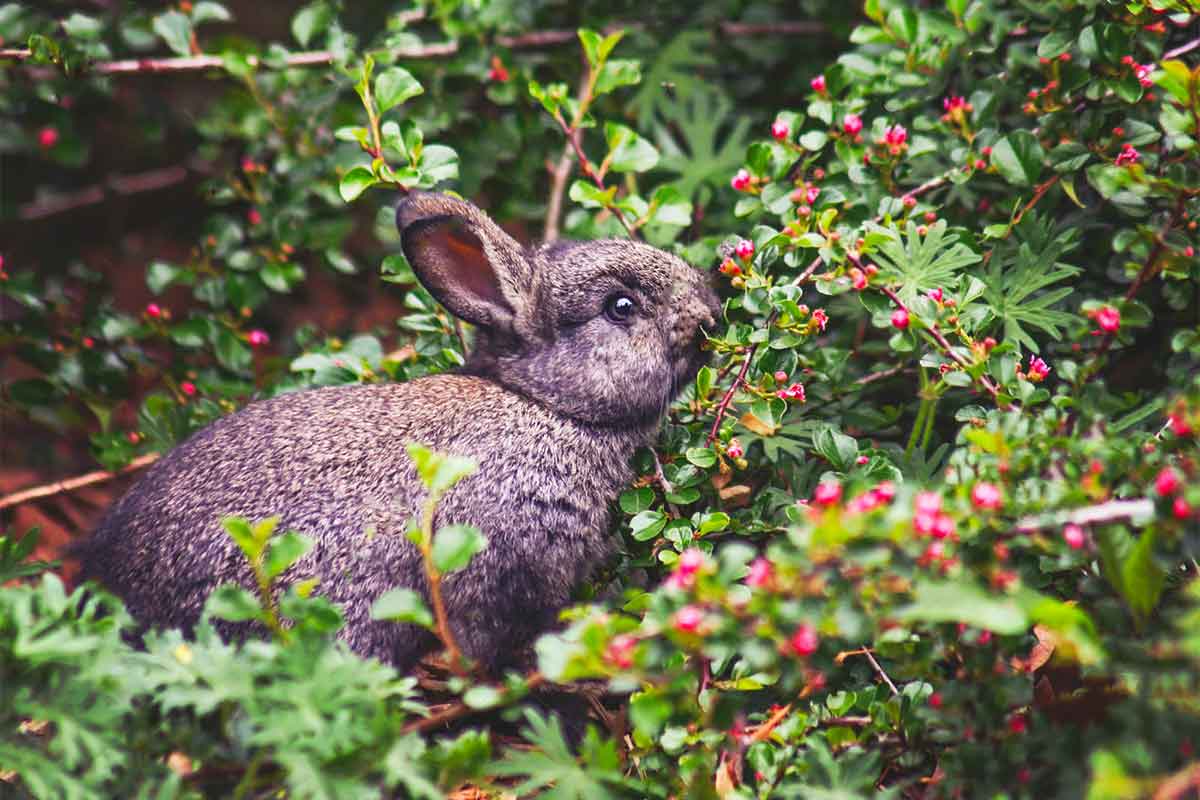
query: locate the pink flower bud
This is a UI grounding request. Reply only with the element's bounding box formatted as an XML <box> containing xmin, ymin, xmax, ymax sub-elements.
<box><xmin>605</xmin><ymin>634</ymin><xmax>637</xmax><ymax>668</ymax></box>
<box><xmin>1063</xmin><ymin>523</ymin><xmax>1086</xmax><ymax>549</ymax></box>
<box><xmin>789</xmin><ymin>624</ymin><xmax>819</xmax><ymax>657</ymax></box>
<box><xmin>726</xmin><ymin>439</ymin><xmax>744</xmax><ymax>460</ymax></box>
<box><xmin>145</xmin><ymin>303</ymin><xmax>162</xmax><ymax>319</ymax></box>
<box><xmin>180</xmin><ymin>381</ymin><xmax>197</xmax><ymax>397</ymax></box>
<box><xmin>842</xmin><ymin>114</ymin><xmax>863</xmax><ymax>136</ymax></box>
<box><xmin>915</xmin><ymin>492</ymin><xmax>942</xmax><ymax>515</ymax></box>
<box><xmin>734</xmin><ymin>239</ymin><xmax>755</xmax><ymax>260</ymax></box>
<box><xmin>37</xmin><ymin>126</ymin><xmax>59</xmax><ymax>149</ymax></box>
<box><xmin>810</xmin><ymin>74</ymin><xmax>827</xmax><ymax>93</ymax></box>
<box><xmin>891</xmin><ymin>308</ymin><xmax>910</xmax><ymax>329</ymax></box>
<box><xmin>746</xmin><ymin>557</ymin><xmax>773</xmax><ymax>588</ymax></box>
<box><xmin>1156</xmin><ymin>467</ymin><xmax>1181</xmax><ymax>496</ymax></box>
<box><xmin>971</xmin><ymin>482</ymin><xmax>1003</xmax><ymax>510</ymax></box>
<box><xmin>1095</xmin><ymin>305</ymin><xmax>1121</xmax><ymax>332</ymax></box>
<box><xmin>674</xmin><ymin>605</ymin><xmax>705</xmax><ymax>634</ymax></box>
<box><xmin>247</xmin><ymin>329</ymin><xmax>270</xmax><ymax>347</ymax></box>
<box><xmin>731</xmin><ymin>168</ymin><xmax>752</xmax><ymax>191</ymax></box>
<box><xmin>771</xmin><ymin>120</ymin><xmax>790</xmax><ymax>141</ymax></box>
<box><xmin>1174</xmin><ymin>497</ymin><xmax>1192</xmax><ymax>520</ymax></box>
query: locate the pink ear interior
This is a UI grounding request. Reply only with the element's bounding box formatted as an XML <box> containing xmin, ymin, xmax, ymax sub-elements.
<box><xmin>402</xmin><ymin>215</ymin><xmax>515</xmax><ymax>328</ymax></box>
<box><xmin>439</xmin><ymin>224</ymin><xmax>509</xmax><ymax>311</ymax></box>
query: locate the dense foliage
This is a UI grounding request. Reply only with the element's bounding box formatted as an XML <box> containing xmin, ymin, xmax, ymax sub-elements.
<box><xmin>3</xmin><ymin>0</ymin><xmax>1200</xmax><ymax>796</ymax></box>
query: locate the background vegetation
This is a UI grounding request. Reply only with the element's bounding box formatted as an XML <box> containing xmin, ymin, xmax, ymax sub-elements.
<box><xmin>2</xmin><ymin>0</ymin><xmax>1200</xmax><ymax>797</ymax></box>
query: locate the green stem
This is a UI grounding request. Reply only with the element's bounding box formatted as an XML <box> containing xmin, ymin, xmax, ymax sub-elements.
<box><xmin>905</xmin><ymin>368</ymin><xmax>931</xmax><ymax>457</ymax></box>
<box><xmin>920</xmin><ymin>394</ymin><xmax>939</xmax><ymax>452</ymax></box>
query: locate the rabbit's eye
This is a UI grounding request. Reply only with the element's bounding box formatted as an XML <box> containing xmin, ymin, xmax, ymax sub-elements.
<box><xmin>604</xmin><ymin>294</ymin><xmax>637</xmax><ymax>323</ymax></box>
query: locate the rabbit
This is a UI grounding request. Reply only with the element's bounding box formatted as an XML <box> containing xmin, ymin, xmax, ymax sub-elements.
<box><xmin>78</xmin><ymin>191</ymin><xmax>722</xmax><ymax>674</ymax></box>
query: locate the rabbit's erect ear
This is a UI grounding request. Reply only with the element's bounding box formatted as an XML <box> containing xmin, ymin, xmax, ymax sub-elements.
<box><xmin>396</xmin><ymin>193</ymin><xmax>531</xmax><ymax>332</ymax></box>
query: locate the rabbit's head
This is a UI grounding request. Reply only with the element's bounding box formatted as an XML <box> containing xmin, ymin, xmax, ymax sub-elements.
<box><xmin>397</xmin><ymin>192</ymin><xmax>721</xmax><ymax>428</ymax></box>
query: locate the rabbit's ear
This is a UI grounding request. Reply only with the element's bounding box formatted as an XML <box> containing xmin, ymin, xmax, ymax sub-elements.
<box><xmin>397</xmin><ymin>194</ymin><xmax>531</xmax><ymax>332</ymax></box>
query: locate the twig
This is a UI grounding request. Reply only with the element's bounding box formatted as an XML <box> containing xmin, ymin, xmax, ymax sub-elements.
<box><xmin>0</xmin><ymin>453</ymin><xmax>160</xmax><ymax>511</ymax></box>
<box><xmin>1013</xmin><ymin>497</ymin><xmax>1155</xmax><ymax>534</ymax></box>
<box><xmin>877</xmin><ymin>284</ymin><xmax>1005</xmax><ymax>405</ymax></box>
<box><xmin>417</xmin><ymin>492</ymin><xmax>467</xmax><ymax>674</ymax></box>
<box><xmin>401</xmin><ymin>672</ymin><xmax>546</xmax><ymax>733</ymax></box>
<box><xmin>1165</xmin><ymin>36</ymin><xmax>1200</xmax><ymax>60</ymax></box>
<box><xmin>18</xmin><ymin>160</ymin><xmax>211</xmax><ymax>220</ymax></box>
<box><xmin>854</xmin><ymin>365</ymin><xmax>906</xmax><ymax>386</ymax></box>
<box><xmin>651</xmin><ymin>450</ymin><xmax>675</xmax><ymax>495</ymax></box>
<box><xmin>550</xmin><ymin>109</ymin><xmax>637</xmax><ymax>237</ymax></box>
<box><xmin>860</xmin><ymin>646</ymin><xmax>900</xmax><ymax>696</ymax></box>
<box><xmin>705</xmin><ymin>342</ymin><xmax>758</xmax><ymax>445</ymax></box>
<box><xmin>543</xmin><ymin>143</ymin><xmax>574</xmax><ymax>242</ymax></box>
<box><xmin>747</xmin><ymin>703</ymin><xmax>792</xmax><ymax>743</ymax></box>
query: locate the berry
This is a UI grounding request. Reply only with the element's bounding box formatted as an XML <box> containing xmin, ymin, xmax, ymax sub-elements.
<box><xmin>247</xmin><ymin>208</ymin><xmax>263</xmax><ymax>226</ymax></box>
<box><xmin>774</xmin><ymin>370</ymin><xmax>788</xmax><ymax>383</ymax></box>
<box><xmin>674</xmin><ymin>605</ymin><xmax>705</xmax><ymax>634</ymax></box>
<box><xmin>81</xmin><ymin>336</ymin><xmax>95</xmax><ymax>349</ymax></box>
<box><xmin>810</xmin><ymin>74</ymin><xmax>827</xmax><ymax>93</ymax></box>
<box><xmin>891</xmin><ymin>308</ymin><xmax>910</xmax><ymax>329</ymax></box>
<box><xmin>145</xmin><ymin>303</ymin><xmax>162</xmax><ymax>319</ymax></box>
<box><xmin>1008</xmin><ymin>714</ymin><xmax>1027</xmax><ymax>735</ymax></box>
<box><xmin>771</xmin><ymin>120</ymin><xmax>790</xmax><ymax>141</ymax></box>
<box><xmin>37</xmin><ymin>126</ymin><xmax>60</xmax><ymax>149</ymax></box>
<box><xmin>813</xmin><ymin>481</ymin><xmax>843</xmax><ymax>506</ymax></box>
<box><xmin>180</xmin><ymin>381</ymin><xmax>197</xmax><ymax>397</ymax></box>
<box><xmin>1175</xmin><ymin>497</ymin><xmax>1193</xmax><ymax>520</ymax></box>
<box><xmin>856</xmin><ymin>455</ymin><xmax>869</xmax><ymax>465</ymax></box>
<box><xmin>1063</xmin><ymin>523</ymin><xmax>1086</xmax><ymax>549</ymax></box>
<box><xmin>789</xmin><ymin>624</ymin><xmax>819</xmax><ymax>657</ymax></box>
<box><xmin>842</xmin><ymin>114</ymin><xmax>863</xmax><ymax>136</ymax></box>
<box><xmin>734</xmin><ymin>239</ymin><xmax>755</xmax><ymax>260</ymax></box>
<box><xmin>247</xmin><ymin>329</ymin><xmax>270</xmax><ymax>347</ymax></box>
<box><xmin>1156</xmin><ymin>468</ymin><xmax>1181</xmax><ymax>496</ymax></box>
<box><xmin>731</xmin><ymin>169</ymin><xmax>752</xmax><ymax>191</ymax></box>
<box><xmin>929</xmin><ymin>692</ymin><xmax>943</xmax><ymax>709</ymax></box>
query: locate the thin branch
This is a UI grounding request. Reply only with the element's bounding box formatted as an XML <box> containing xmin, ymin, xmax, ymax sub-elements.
<box><xmin>551</xmin><ymin>109</ymin><xmax>637</xmax><ymax>237</ymax></box>
<box><xmin>877</xmin><ymin>284</ymin><xmax>1005</xmax><ymax>405</ymax></box>
<box><xmin>401</xmin><ymin>672</ymin><xmax>546</xmax><ymax>734</ymax></box>
<box><xmin>1013</xmin><ymin>497</ymin><xmax>1155</xmax><ymax>534</ymax></box>
<box><xmin>543</xmin><ymin>143</ymin><xmax>574</xmax><ymax>242</ymax></box>
<box><xmin>0</xmin><ymin>453</ymin><xmax>160</xmax><ymax>511</ymax></box>
<box><xmin>1165</xmin><ymin>36</ymin><xmax>1200</xmax><ymax>60</ymax></box>
<box><xmin>860</xmin><ymin>647</ymin><xmax>900</xmax><ymax>696</ymax></box>
<box><xmin>706</xmin><ymin>340</ymin><xmax>759</xmax><ymax>445</ymax></box>
<box><xmin>854</xmin><ymin>365</ymin><xmax>906</xmax><ymax>386</ymax></box>
<box><xmin>18</xmin><ymin>160</ymin><xmax>211</xmax><ymax>221</ymax></box>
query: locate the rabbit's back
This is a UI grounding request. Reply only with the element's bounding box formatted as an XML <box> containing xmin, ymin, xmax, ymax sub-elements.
<box><xmin>84</xmin><ymin>373</ymin><xmax>643</xmax><ymax>669</ymax></box>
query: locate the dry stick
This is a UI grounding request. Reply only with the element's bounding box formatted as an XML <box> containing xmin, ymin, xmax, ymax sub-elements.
<box><xmin>860</xmin><ymin>647</ymin><xmax>900</xmax><ymax>696</ymax></box>
<box><xmin>543</xmin><ymin>143</ymin><xmax>574</xmax><ymax>242</ymax></box>
<box><xmin>0</xmin><ymin>453</ymin><xmax>160</xmax><ymax>511</ymax></box>
<box><xmin>876</xmin><ymin>284</ymin><xmax>1005</xmax><ymax>404</ymax></box>
<box><xmin>1165</xmin><ymin>35</ymin><xmax>1200</xmax><ymax>60</ymax></box>
<box><xmin>401</xmin><ymin>672</ymin><xmax>546</xmax><ymax>734</ymax></box>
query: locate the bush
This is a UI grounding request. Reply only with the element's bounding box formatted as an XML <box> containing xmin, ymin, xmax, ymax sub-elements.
<box><xmin>2</xmin><ymin>0</ymin><xmax>1200</xmax><ymax>796</ymax></box>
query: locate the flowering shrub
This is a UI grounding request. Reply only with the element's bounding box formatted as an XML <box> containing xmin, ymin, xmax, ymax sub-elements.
<box><xmin>3</xmin><ymin>0</ymin><xmax>1200</xmax><ymax>797</ymax></box>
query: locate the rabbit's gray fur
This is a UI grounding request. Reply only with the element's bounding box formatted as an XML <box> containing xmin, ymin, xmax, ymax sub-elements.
<box><xmin>79</xmin><ymin>192</ymin><xmax>721</xmax><ymax>672</ymax></box>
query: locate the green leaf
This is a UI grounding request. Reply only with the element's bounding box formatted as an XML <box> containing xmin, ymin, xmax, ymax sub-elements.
<box><xmin>630</xmin><ymin>510</ymin><xmax>668</xmax><ymax>541</ymax></box>
<box><xmin>406</xmin><ymin>443</ymin><xmax>478</xmax><ymax>493</ymax></box>
<box><xmin>812</xmin><ymin>426</ymin><xmax>858</xmax><ymax>471</ymax></box>
<box><xmin>370</xmin><ymin>587</ymin><xmax>434</xmax><ymax>628</ymax></box>
<box><xmin>578</xmin><ymin>28</ymin><xmax>603</xmax><ymax>68</ymax></box>
<box><xmin>291</xmin><ymin>2</ymin><xmax>331</xmax><ymax>47</ymax></box>
<box><xmin>206</xmin><ymin>585</ymin><xmax>262</xmax><ymax>622</ymax></box>
<box><xmin>605</xmin><ymin>122</ymin><xmax>659</xmax><ymax>173</ymax></box>
<box><xmin>1098</xmin><ymin>527</ymin><xmax>1165</xmax><ymax>626</ymax></box>
<box><xmin>152</xmin><ymin>11</ymin><xmax>193</xmax><ymax>56</ymax></box>
<box><xmin>568</xmin><ymin>179</ymin><xmax>617</xmax><ymax>209</ymax></box>
<box><xmin>868</xmin><ymin>220</ymin><xmax>981</xmax><ymax>306</ymax></box>
<box><xmin>263</xmin><ymin>531</ymin><xmax>314</xmax><ymax>579</ymax></box>
<box><xmin>899</xmin><ymin>580</ymin><xmax>1029</xmax><ymax>634</ymax></box>
<box><xmin>620</xmin><ymin>487</ymin><xmax>654</xmax><ymax>514</ymax></box>
<box><xmin>149</xmin><ymin>261</ymin><xmax>187</xmax><ymax>295</ymax></box>
<box><xmin>375</xmin><ymin>66</ymin><xmax>423</xmax><ymax>112</ymax></box>
<box><xmin>685</xmin><ymin>447</ymin><xmax>717</xmax><ymax>468</ymax></box>
<box><xmin>432</xmin><ymin>524</ymin><xmax>486</xmax><ymax>574</ymax></box>
<box><xmin>649</xmin><ymin>185</ymin><xmax>691</xmax><ymax>226</ymax></box>
<box><xmin>990</xmin><ymin>131</ymin><xmax>1044</xmax><ymax>187</ymax></box>
<box><xmin>191</xmin><ymin>2</ymin><xmax>233</xmax><ymax>24</ymax></box>
<box><xmin>594</xmin><ymin>59</ymin><xmax>641</xmax><ymax>95</ymax></box>
<box><xmin>62</xmin><ymin>13</ymin><xmax>103</xmax><ymax>39</ymax></box>
<box><xmin>214</xmin><ymin>326</ymin><xmax>252</xmax><ymax>372</ymax></box>
<box><xmin>339</xmin><ymin>165</ymin><xmax>378</xmax><ymax>203</ymax></box>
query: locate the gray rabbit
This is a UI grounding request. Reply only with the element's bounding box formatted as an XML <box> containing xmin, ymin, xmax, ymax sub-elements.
<box><xmin>79</xmin><ymin>192</ymin><xmax>721</xmax><ymax>673</ymax></box>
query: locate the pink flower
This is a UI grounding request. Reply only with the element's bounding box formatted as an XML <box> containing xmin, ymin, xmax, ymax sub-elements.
<box><xmin>810</xmin><ymin>74</ymin><xmax>827</xmax><ymax>94</ymax></box>
<box><xmin>778</xmin><ymin>382</ymin><xmax>806</xmax><ymax>402</ymax></box>
<box><xmin>971</xmin><ymin>482</ymin><xmax>1003</xmax><ymax>511</ymax></box>
<box><xmin>813</xmin><ymin>481</ymin><xmax>843</xmax><ymax>506</ymax></box>
<box><xmin>1115</xmin><ymin>143</ymin><xmax>1140</xmax><ymax>166</ymax></box>
<box><xmin>727</xmin><ymin>439</ymin><xmax>744</xmax><ymax>460</ymax></box>
<box><xmin>1095</xmin><ymin>305</ymin><xmax>1121</xmax><ymax>332</ymax></box>
<box><xmin>37</xmin><ymin>126</ymin><xmax>59</xmax><ymax>149</ymax></box>
<box><xmin>805</xmin><ymin>185</ymin><xmax>821</xmax><ymax>204</ymax></box>
<box><xmin>789</xmin><ymin>624</ymin><xmax>819</xmax><ymax>657</ymax></box>
<box><xmin>812</xmin><ymin>308</ymin><xmax>829</xmax><ymax>331</ymax></box>
<box><xmin>856</xmin><ymin>455</ymin><xmax>869</xmax><ymax>465</ymax></box>
<box><xmin>487</xmin><ymin>56</ymin><xmax>511</xmax><ymax>83</ymax></box>
<box><xmin>674</xmin><ymin>605</ymin><xmax>705</xmax><ymax>634</ymax></box>
<box><xmin>746</xmin><ymin>557</ymin><xmax>773</xmax><ymax>588</ymax></box>
<box><xmin>943</xmin><ymin>95</ymin><xmax>969</xmax><ymax>112</ymax></box>
<box><xmin>1134</xmin><ymin>63</ymin><xmax>1154</xmax><ymax>87</ymax></box>
<box><xmin>1063</xmin><ymin>523</ymin><xmax>1086</xmax><ymax>549</ymax></box>
<box><xmin>145</xmin><ymin>303</ymin><xmax>162</xmax><ymax>319</ymax></box>
<box><xmin>883</xmin><ymin>124</ymin><xmax>908</xmax><ymax>147</ymax></box>
<box><xmin>891</xmin><ymin>308</ymin><xmax>910</xmax><ymax>329</ymax></box>
<box><xmin>915</xmin><ymin>491</ymin><xmax>943</xmax><ymax>515</ymax></box>
<box><xmin>180</xmin><ymin>381</ymin><xmax>197</xmax><ymax>397</ymax></box>
<box><xmin>247</xmin><ymin>329</ymin><xmax>270</xmax><ymax>347</ymax></box>
<box><xmin>1027</xmin><ymin>355</ymin><xmax>1051</xmax><ymax>382</ymax></box>
<box><xmin>734</xmin><ymin>239</ymin><xmax>755</xmax><ymax>260</ymax></box>
<box><xmin>771</xmin><ymin>120</ymin><xmax>790</xmax><ymax>141</ymax></box>
<box><xmin>873</xmin><ymin>481</ymin><xmax>896</xmax><ymax>503</ymax></box>
<box><xmin>669</xmin><ymin>548</ymin><xmax>706</xmax><ymax>590</ymax></box>
<box><xmin>914</xmin><ymin>511</ymin><xmax>937</xmax><ymax>536</ymax></box>
<box><xmin>928</xmin><ymin>288</ymin><xmax>943</xmax><ymax>303</ymax></box>
<box><xmin>605</xmin><ymin>634</ymin><xmax>637</xmax><ymax>668</ymax></box>
<box><xmin>842</xmin><ymin>114</ymin><xmax>863</xmax><ymax>136</ymax></box>
<box><xmin>932</xmin><ymin>514</ymin><xmax>956</xmax><ymax>540</ymax></box>
<box><xmin>731</xmin><ymin>169</ymin><xmax>752</xmax><ymax>191</ymax></box>
<box><xmin>1156</xmin><ymin>467</ymin><xmax>1181</xmax><ymax>497</ymax></box>
<box><xmin>1169</xmin><ymin>413</ymin><xmax>1192</xmax><ymax>437</ymax></box>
